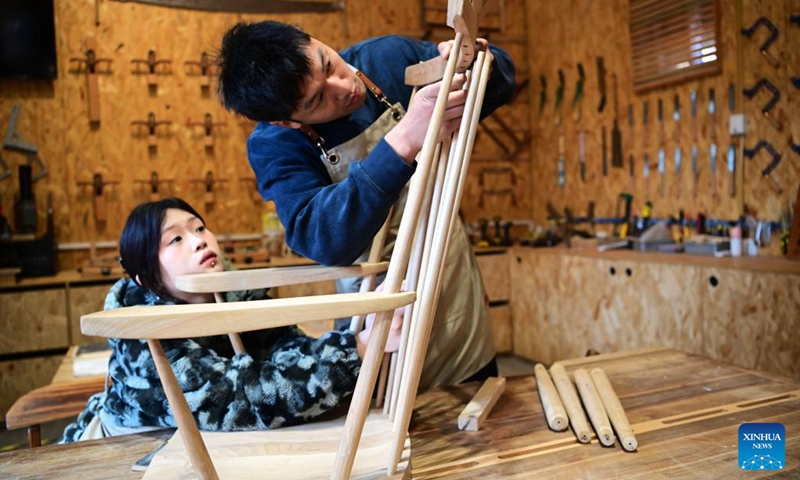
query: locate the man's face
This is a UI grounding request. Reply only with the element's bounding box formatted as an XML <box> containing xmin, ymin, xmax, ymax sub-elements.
<box><xmin>282</xmin><ymin>37</ymin><xmax>368</xmax><ymax>126</ymax></box>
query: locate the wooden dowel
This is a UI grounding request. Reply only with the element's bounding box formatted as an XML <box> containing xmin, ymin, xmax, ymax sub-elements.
<box><xmin>213</xmin><ymin>292</ymin><xmax>246</xmax><ymax>355</ymax></box>
<box><xmin>383</xmin><ymin>352</ymin><xmax>397</xmax><ymax>415</ymax></box>
<box><xmin>534</xmin><ymin>364</ymin><xmax>568</xmax><ymax>431</ymax></box>
<box><xmin>590</xmin><ymin>368</ymin><xmax>638</xmax><ymax>451</ymax></box>
<box><xmin>375</xmin><ymin>353</ymin><xmax>390</xmax><ymax>409</ymax></box>
<box><xmin>349</xmin><ymin>211</ymin><xmax>393</xmax><ymax>333</ymax></box>
<box><xmin>147</xmin><ymin>339</ymin><xmax>219</xmax><ymax>480</ymax></box>
<box><xmin>549</xmin><ymin>363</ymin><xmax>592</xmax><ymax>443</ymax></box>
<box><xmin>573</xmin><ymin>368</ymin><xmax>616</xmax><ymax>447</ymax></box>
<box><xmin>457</xmin><ymin>377</ymin><xmax>506</xmax><ymax>431</ymax></box>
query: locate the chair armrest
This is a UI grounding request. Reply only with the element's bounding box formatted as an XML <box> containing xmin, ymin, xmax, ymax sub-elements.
<box><xmin>174</xmin><ymin>262</ymin><xmax>389</xmax><ymax>293</ymax></box>
<box><xmin>81</xmin><ymin>291</ymin><xmax>415</xmax><ymax>339</ymax></box>
<box><xmin>5</xmin><ymin>376</ymin><xmax>106</xmax><ymax>430</ymax></box>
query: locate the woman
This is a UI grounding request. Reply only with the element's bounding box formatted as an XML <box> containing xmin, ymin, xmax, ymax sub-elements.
<box><xmin>61</xmin><ymin>197</ymin><xmax>400</xmax><ymax>442</ymax></box>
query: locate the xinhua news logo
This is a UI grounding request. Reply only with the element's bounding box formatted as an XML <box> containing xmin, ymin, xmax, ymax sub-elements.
<box><xmin>738</xmin><ymin>423</ymin><xmax>785</xmax><ymax>470</ymax></box>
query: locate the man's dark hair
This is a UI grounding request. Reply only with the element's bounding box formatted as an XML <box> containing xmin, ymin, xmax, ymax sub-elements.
<box><xmin>119</xmin><ymin>197</ymin><xmax>204</xmax><ymax>300</ymax></box>
<box><xmin>217</xmin><ymin>21</ymin><xmax>313</xmax><ymax>122</ymax></box>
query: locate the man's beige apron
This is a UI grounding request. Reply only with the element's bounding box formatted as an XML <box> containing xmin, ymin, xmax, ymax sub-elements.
<box><xmin>321</xmin><ymin>96</ymin><xmax>495</xmax><ymax>389</ymax></box>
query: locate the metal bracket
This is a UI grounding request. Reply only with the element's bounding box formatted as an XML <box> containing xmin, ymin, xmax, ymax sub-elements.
<box><xmin>4</xmin><ymin>104</ymin><xmax>37</xmax><ymax>153</ymax></box>
<box><xmin>741</xmin><ymin>17</ymin><xmax>780</xmax><ymax>67</ymax></box>
<box><xmin>743</xmin><ymin>79</ymin><xmax>782</xmax><ymax>131</ymax></box>
<box><xmin>0</xmin><ymin>153</ymin><xmax>10</xmax><ymax>181</ymax></box>
<box><xmin>27</xmin><ymin>153</ymin><xmax>49</xmax><ymax>182</ymax></box>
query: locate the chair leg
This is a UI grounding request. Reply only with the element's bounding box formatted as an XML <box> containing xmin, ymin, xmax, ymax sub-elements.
<box><xmin>27</xmin><ymin>425</ymin><xmax>41</xmax><ymax>448</ymax></box>
<box><xmin>147</xmin><ymin>339</ymin><xmax>220</xmax><ymax>480</ymax></box>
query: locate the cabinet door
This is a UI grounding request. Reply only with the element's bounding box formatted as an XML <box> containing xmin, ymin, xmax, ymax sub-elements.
<box><xmin>510</xmin><ymin>250</ymin><xmax>562</xmax><ymax>363</ymax></box>
<box><xmin>489</xmin><ymin>304</ymin><xmax>512</xmax><ymax>353</ymax></box>
<box><xmin>0</xmin><ymin>355</ymin><xmax>63</xmax><ymax>419</ymax></box>
<box><xmin>68</xmin><ymin>284</ymin><xmax>115</xmax><ymax>346</ymax></box>
<box><xmin>476</xmin><ymin>252</ymin><xmax>510</xmax><ymax>301</ymax></box>
<box><xmin>0</xmin><ymin>289</ymin><xmax>68</xmax><ymax>354</ymax></box>
<box><xmin>702</xmin><ymin>268</ymin><xmax>800</xmax><ymax>381</ymax></box>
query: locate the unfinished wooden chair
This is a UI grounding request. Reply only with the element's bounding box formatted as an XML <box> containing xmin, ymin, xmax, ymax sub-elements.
<box><xmin>80</xmin><ymin>2</ymin><xmax>495</xmax><ymax>478</ymax></box>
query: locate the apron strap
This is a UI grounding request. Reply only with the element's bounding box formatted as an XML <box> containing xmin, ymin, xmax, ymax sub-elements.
<box><xmin>301</xmin><ymin>71</ymin><xmax>403</xmax><ymax>165</ymax></box>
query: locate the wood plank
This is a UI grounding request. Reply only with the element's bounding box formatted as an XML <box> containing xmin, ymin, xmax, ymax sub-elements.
<box><xmin>81</xmin><ymin>291</ymin><xmax>416</xmax><ymax>339</ymax></box>
<box><xmin>457</xmin><ymin>377</ymin><xmax>506</xmax><ymax>431</ymax></box>
<box><xmin>174</xmin><ymin>262</ymin><xmax>388</xmax><ymax>293</ymax></box>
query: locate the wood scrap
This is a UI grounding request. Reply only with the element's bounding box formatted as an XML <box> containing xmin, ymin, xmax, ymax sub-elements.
<box><xmin>573</xmin><ymin>368</ymin><xmax>615</xmax><ymax>446</ymax></box>
<box><xmin>590</xmin><ymin>368</ymin><xmax>638</xmax><ymax>451</ymax></box>
<box><xmin>549</xmin><ymin>363</ymin><xmax>592</xmax><ymax>443</ymax></box>
<box><xmin>457</xmin><ymin>376</ymin><xmax>506</xmax><ymax>431</ymax></box>
<box><xmin>533</xmin><ymin>363</ymin><xmax>567</xmax><ymax>431</ymax></box>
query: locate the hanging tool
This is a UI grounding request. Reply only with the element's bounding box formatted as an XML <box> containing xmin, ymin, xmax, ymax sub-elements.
<box><xmin>538</xmin><ymin>75</ymin><xmax>547</xmax><ymax>126</ymax></box>
<box><xmin>554</xmin><ymin>69</ymin><xmax>565</xmax><ymax>126</ymax></box>
<box><xmin>741</xmin><ymin>17</ymin><xmax>780</xmax><ymax>68</ymax></box>
<box><xmin>744</xmin><ymin>141</ymin><xmax>784</xmax><ymax>194</ymax></box>
<box><xmin>690</xmin><ymin>91</ymin><xmax>699</xmax><ymax>198</ymax></box>
<box><xmin>3</xmin><ymin>104</ymin><xmax>48</xmax><ymax>182</ymax></box>
<box><xmin>708</xmin><ymin>88</ymin><xmax>719</xmax><ymax>199</ymax></box>
<box><xmin>558</xmin><ymin>135</ymin><xmax>566</xmax><ymax>188</ymax></box>
<box><xmin>642</xmin><ymin>101</ymin><xmax>649</xmax><ymax>151</ymax></box>
<box><xmin>0</xmin><ymin>154</ymin><xmax>10</xmax><ymax>182</ymax></box>
<box><xmin>185</xmin><ymin>52</ymin><xmax>216</xmax><ymax>92</ymax></box>
<box><xmin>191</xmin><ymin>170</ymin><xmax>228</xmax><ymax>205</ymax></box>
<box><xmin>611</xmin><ymin>74</ymin><xmax>623</xmax><ymax>168</ymax></box>
<box><xmin>113</xmin><ymin>0</ymin><xmax>345</xmax><ymax>13</ymax></box>
<box><xmin>135</xmin><ymin>172</ymin><xmax>174</xmax><ymax>201</ymax></box>
<box><xmin>726</xmin><ymin>85</ymin><xmax>735</xmax><ymax>198</ymax></box>
<box><xmin>627</xmin><ymin>104</ymin><xmax>635</xmax><ymax>192</ymax></box>
<box><xmin>76</xmin><ymin>173</ymin><xmax>120</xmax><ymax>224</ymax></box>
<box><xmin>643</xmin><ymin>153</ymin><xmax>651</xmax><ymax>201</ymax></box>
<box><xmin>628</xmin><ymin>154</ymin><xmax>635</xmax><ymax>194</ymax></box>
<box><xmin>579</xmin><ymin>130</ymin><xmax>587</xmax><ymax>182</ymax></box>
<box><xmin>613</xmin><ymin>193</ymin><xmax>633</xmax><ymax>238</ymax></box>
<box><xmin>673</xmin><ymin>94</ymin><xmax>682</xmax><ymax>198</ymax></box>
<box><xmin>657</xmin><ymin>99</ymin><xmax>665</xmax><ymax>198</ymax></box>
<box><xmin>571</xmin><ymin>63</ymin><xmax>586</xmax><ymax>122</ymax></box>
<box><xmin>131</xmin><ymin>112</ymin><xmax>173</xmax><ymax>149</ymax></box>
<box><xmin>69</xmin><ymin>38</ymin><xmax>113</xmax><ymax>124</ymax></box>
<box><xmin>601</xmin><ymin>126</ymin><xmax>608</xmax><ymax>177</ymax></box>
<box><xmin>131</xmin><ymin>50</ymin><xmax>173</xmax><ymax>89</ymax></box>
<box><xmin>596</xmin><ymin>57</ymin><xmax>607</xmax><ymax>113</ymax></box>
<box><xmin>743</xmin><ymin>78</ymin><xmax>782</xmax><ymax>131</ymax></box>
<box><xmin>186</xmin><ymin>113</ymin><xmax>227</xmax><ymax>148</ymax></box>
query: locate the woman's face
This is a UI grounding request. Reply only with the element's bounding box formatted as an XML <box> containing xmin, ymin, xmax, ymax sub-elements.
<box><xmin>158</xmin><ymin>208</ymin><xmax>223</xmax><ymax>303</ymax></box>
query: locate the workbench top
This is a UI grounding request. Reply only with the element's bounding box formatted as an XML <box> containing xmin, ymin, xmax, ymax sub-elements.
<box><xmin>1</xmin><ymin>347</ymin><xmax>796</xmax><ymax>478</ymax></box>
<box><xmin>512</xmin><ymin>244</ymin><xmax>800</xmax><ymax>276</ymax></box>
<box><xmin>410</xmin><ymin>346</ymin><xmax>799</xmax><ymax>479</ymax></box>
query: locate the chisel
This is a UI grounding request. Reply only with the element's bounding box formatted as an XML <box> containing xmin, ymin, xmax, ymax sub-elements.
<box><xmin>657</xmin><ymin>99</ymin><xmax>665</xmax><ymax>198</ymax></box>
<box><xmin>709</xmin><ymin>88</ymin><xmax>718</xmax><ymax>199</ymax></box>
<box><xmin>673</xmin><ymin>94</ymin><xmax>682</xmax><ymax>198</ymax></box>
<box><xmin>690</xmin><ymin>90</ymin><xmax>699</xmax><ymax>198</ymax></box>
<box><xmin>579</xmin><ymin>130</ymin><xmax>587</xmax><ymax>182</ymax></box>
<box><xmin>558</xmin><ymin>135</ymin><xmax>566</xmax><ymax>188</ymax></box>
<box><xmin>602</xmin><ymin>126</ymin><xmax>608</xmax><ymax>177</ymax></box>
<box><xmin>628</xmin><ymin>104</ymin><xmax>635</xmax><ymax>192</ymax></box>
<box><xmin>727</xmin><ymin>84</ymin><xmax>736</xmax><ymax>197</ymax></box>
<box><xmin>554</xmin><ymin>69</ymin><xmax>565</xmax><ymax>126</ymax></box>
<box><xmin>611</xmin><ymin>74</ymin><xmax>623</xmax><ymax>168</ymax></box>
<box><xmin>643</xmin><ymin>153</ymin><xmax>651</xmax><ymax>200</ymax></box>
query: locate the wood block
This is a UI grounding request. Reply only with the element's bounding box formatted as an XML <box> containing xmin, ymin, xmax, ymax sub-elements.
<box><xmin>457</xmin><ymin>376</ymin><xmax>506</xmax><ymax>431</ymax></box>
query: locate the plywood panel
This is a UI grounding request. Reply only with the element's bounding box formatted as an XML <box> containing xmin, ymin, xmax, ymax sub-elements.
<box><xmin>0</xmin><ymin>289</ymin><xmax>68</xmax><ymax>354</ymax></box>
<box><xmin>525</xmin><ymin>0</ymin><xmax>798</xmax><ymax>250</ymax></box>
<box><xmin>476</xmin><ymin>252</ymin><xmax>510</xmax><ymax>301</ymax></box>
<box><xmin>0</xmin><ymin>355</ymin><xmax>63</xmax><ymax>420</ymax></box>
<box><xmin>757</xmin><ymin>273</ymin><xmax>800</xmax><ymax>381</ymax></box>
<box><xmin>488</xmin><ymin>304</ymin><xmax>511</xmax><ymax>353</ymax></box>
<box><xmin>67</xmin><ymin>283</ymin><xmax>115</xmax><ymax>346</ymax></box>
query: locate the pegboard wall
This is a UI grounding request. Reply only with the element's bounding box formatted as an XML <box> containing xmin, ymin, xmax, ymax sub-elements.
<box><xmin>0</xmin><ymin>0</ymin><xmax>531</xmax><ymax>269</ymax></box>
<box><xmin>525</xmin><ymin>0</ymin><xmax>799</xmax><ymax>251</ymax></box>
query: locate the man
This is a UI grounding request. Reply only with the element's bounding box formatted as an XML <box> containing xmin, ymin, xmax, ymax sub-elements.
<box><xmin>217</xmin><ymin>21</ymin><xmax>515</xmax><ymax>389</ymax></box>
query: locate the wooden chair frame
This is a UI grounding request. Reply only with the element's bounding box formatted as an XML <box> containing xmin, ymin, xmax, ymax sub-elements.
<box><xmin>80</xmin><ymin>2</ymin><xmax>495</xmax><ymax>477</ymax></box>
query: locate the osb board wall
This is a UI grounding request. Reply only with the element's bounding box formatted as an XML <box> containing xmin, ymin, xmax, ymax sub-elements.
<box><xmin>525</xmin><ymin>0</ymin><xmax>799</xmax><ymax>248</ymax></box>
<box><xmin>0</xmin><ymin>355</ymin><xmax>63</xmax><ymax>421</ymax></box>
<box><xmin>509</xmin><ymin>247</ymin><xmax>800</xmax><ymax>381</ymax></box>
<box><xmin>0</xmin><ymin>0</ymin><xmax>532</xmax><ymax>270</ymax></box>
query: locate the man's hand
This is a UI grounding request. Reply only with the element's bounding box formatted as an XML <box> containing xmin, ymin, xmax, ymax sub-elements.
<box><xmin>355</xmin><ymin>283</ymin><xmax>406</xmax><ymax>357</ymax></box>
<box><xmin>385</xmin><ymin>73</ymin><xmax>468</xmax><ymax>163</ymax></box>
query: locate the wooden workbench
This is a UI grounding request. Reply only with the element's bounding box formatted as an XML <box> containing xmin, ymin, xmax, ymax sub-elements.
<box><xmin>1</xmin><ymin>347</ymin><xmax>797</xmax><ymax>478</ymax></box>
<box><xmin>410</xmin><ymin>346</ymin><xmax>799</xmax><ymax>478</ymax></box>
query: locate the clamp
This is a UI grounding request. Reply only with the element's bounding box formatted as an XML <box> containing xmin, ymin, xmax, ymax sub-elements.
<box><xmin>741</xmin><ymin>17</ymin><xmax>780</xmax><ymax>67</ymax></box>
<box><xmin>744</xmin><ymin>140</ymin><xmax>783</xmax><ymax>194</ymax></box>
<box><xmin>743</xmin><ymin>78</ymin><xmax>782</xmax><ymax>131</ymax></box>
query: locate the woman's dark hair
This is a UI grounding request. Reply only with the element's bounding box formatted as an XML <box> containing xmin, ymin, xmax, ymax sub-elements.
<box><xmin>119</xmin><ymin>198</ymin><xmax>204</xmax><ymax>299</ymax></box>
<box><xmin>217</xmin><ymin>21</ymin><xmax>313</xmax><ymax>122</ymax></box>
